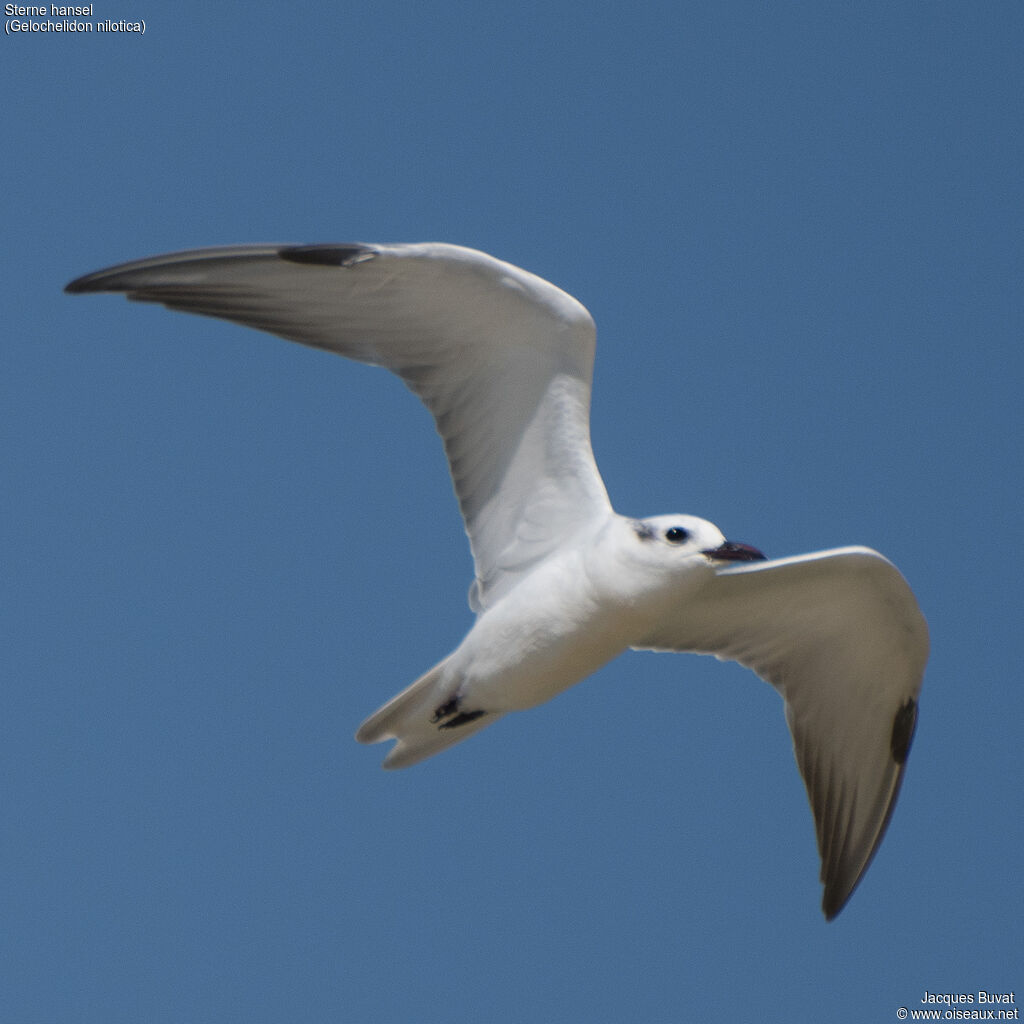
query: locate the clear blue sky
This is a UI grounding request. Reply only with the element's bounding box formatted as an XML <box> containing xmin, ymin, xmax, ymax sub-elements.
<box><xmin>4</xmin><ymin>2</ymin><xmax>1021</xmax><ymax>1021</ymax></box>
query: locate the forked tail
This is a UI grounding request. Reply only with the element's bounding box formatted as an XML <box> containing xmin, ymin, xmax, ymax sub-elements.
<box><xmin>355</xmin><ymin>655</ymin><xmax>503</xmax><ymax>769</ymax></box>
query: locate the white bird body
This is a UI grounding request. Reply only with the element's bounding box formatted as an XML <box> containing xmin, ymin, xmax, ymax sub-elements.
<box><xmin>360</xmin><ymin>513</ymin><xmax>723</xmax><ymax>762</ymax></box>
<box><xmin>66</xmin><ymin>241</ymin><xmax>928</xmax><ymax>919</ymax></box>
<box><xmin>442</xmin><ymin>533</ymin><xmax>628</xmax><ymax>715</ymax></box>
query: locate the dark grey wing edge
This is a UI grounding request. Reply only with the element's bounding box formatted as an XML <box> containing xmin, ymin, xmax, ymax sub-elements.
<box><xmin>819</xmin><ymin>694</ymin><xmax>919</xmax><ymax>920</ymax></box>
<box><xmin>64</xmin><ymin>243</ymin><xmax>378</xmax><ymax>294</ymax></box>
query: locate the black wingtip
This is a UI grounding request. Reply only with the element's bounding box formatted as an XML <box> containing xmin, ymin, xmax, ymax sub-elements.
<box><xmin>819</xmin><ymin>699</ymin><xmax>919</xmax><ymax>923</ymax></box>
<box><xmin>277</xmin><ymin>244</ymin><xmax>377</xmax><ymax>267</ymax></box>
<box><xmin>65</xmin><ymin>266</ymin><xmax>135</xmax><ymax>294</ymax></box>
<box><xmin>890</xmin><ymin>697</ymin><xmax>918</xmax><ymax>766</ymax></box>
<box><xmin>64</xmin><ymin>242</ymin><xmax>379</xmax><ymax>294</ymax></box>
<box><xmin>64</xmin><ymin>275</ymin><xmax>98</xmax><ymax>295</ymax></box>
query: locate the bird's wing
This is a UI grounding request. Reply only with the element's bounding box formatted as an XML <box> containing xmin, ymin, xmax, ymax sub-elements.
<box><xmin>633</xmin><ymin>546</ymin><xmax>928</xmax><ymax>919</ymax></box>
<box><xmin>66</xmin><ymin>243</ymin><xmax>612</xmax><ymax>609</ymax></box>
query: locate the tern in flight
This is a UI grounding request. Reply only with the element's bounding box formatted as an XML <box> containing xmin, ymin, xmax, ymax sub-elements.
<box><xmin>67</xmin><ymin>242</ymin><xmax>927</xmax><ymax>919</ymax></box>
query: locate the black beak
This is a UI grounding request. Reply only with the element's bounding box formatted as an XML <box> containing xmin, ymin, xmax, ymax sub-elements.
<box><xmin>702</xmin><ymin>541</ymin><xmax>767</xmax><ymax>562</ymax></box>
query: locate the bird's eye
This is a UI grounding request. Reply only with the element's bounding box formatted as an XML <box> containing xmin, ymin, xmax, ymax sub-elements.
<box><xmin>665</xmin><ymin>526</ymin><xmax>690</xmax><ymax>544</ymax></box>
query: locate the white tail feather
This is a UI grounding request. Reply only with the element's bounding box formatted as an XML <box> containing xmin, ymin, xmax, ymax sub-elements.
<box><xmin>355</xmin><ymin>655</ymin><xmax>503</xmax><ymax>769</ymax></box>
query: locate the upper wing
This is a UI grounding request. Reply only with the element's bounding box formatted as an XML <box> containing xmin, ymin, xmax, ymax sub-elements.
<box><xmin>634</xmin><ymin>546</ymin><xmax>928</xmax><ymax>919</ymax></box>
<box><xmin>66</xmin><ymin>243</ymin><xmax>612</xmax><ymax>609</ymax></box>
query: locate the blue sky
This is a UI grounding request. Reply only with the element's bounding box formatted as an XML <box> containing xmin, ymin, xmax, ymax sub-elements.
<box><xmin>4</xmin><ymin>2</ymin><xmax>1022</xmax><ymax>1021</ymax></box>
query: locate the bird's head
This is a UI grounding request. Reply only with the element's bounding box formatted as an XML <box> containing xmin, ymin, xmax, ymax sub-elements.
<box><xmin>585</xmin><ymin>513</ymin><xmax>766</xmax><ymax>609</ymax></box>
<box><xmin>629</xmin><ymin>513</ymin><xmax>766</xmax><ymax>568</ymax></box>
